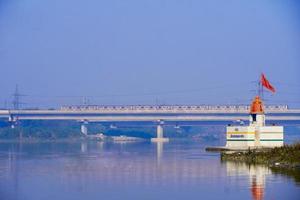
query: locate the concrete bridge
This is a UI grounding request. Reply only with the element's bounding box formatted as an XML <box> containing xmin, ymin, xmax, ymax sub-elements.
<box><xmin>1</xmin><ymin>106</ymin><xmax>300</xmax><ymax>141</ymax></box>
<box><xmin>1</xmin><ymin>106</ymin><xmax>300</xmax><ymax>121</ymax></box>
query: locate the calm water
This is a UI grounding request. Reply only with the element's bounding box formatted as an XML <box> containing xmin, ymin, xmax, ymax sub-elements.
<box><xmin>0</xmin><ymin>135</ymin><xmax>300</xmax><ymax>200</ymax></box>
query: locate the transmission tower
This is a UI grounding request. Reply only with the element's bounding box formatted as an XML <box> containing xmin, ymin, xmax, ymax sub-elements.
<box><xmin>82</xmin><ymin>96</ymin><xmax>90</xmax><ymax>105</ymax></box>
<box><xmin>12</xmin><ymin>85</ymin><xmax>22</xmax><ymax>110</ymax></box>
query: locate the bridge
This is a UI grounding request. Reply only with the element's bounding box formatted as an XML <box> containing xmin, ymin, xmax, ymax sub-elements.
<box><xmin>1</xmin><ymin>104</ymin><xmax>300</xmax><ymax>121</ymax></box>
<box><xmin>1</xmin><ymin>105</ymin><xmax>300</xmax><ymax>141</ymax></box>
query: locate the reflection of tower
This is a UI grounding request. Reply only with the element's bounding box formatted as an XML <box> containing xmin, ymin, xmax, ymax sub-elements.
<box><xmin>249</xmin><ymin>165</ymin><xmax>269</xmax><ymax>200</ymax></box>
<box><xmin>251</xmin><ymin>177</ymin><xmax>264</xmax><ymax>200</ymax></box>
<box><xmin>225</xmin><ymin>161</ymin><xmax>269</xmax><ymax>200</ymax></box>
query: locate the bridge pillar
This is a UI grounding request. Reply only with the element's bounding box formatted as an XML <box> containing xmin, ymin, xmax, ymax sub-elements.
<box><xmin>151</xmin><ymin>120</ymin><xmax>169</xmax><ymax>142</ymax></box>
<box><xmin>81</xmin><ymin>120</ymin><xmax>88</xmax><ymax>136</ymax></box>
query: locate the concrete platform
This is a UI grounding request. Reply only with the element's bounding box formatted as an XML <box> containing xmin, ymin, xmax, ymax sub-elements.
<box><xmin>205</xmin><ymin>146</ymin><xmax>272</xmax><ymax>152</ymax></box>
<box><xmin>205</xmin><ymin>146</ymin><xmax>230</xmax><ymax>152</ymax></box>
<box><xmin>151</xmin><ymin>138</ymin><xmax>169</xmax><ymax>142</ymax></box>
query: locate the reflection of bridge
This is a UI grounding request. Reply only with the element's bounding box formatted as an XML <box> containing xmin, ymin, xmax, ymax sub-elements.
<box><xmin>0</xmin><ymin>141</ymin><xmax>222</xmax><ymax>187</ymax></box>
<box><xmin>1</xmin><ymin>140</ymin><xmax>296</xmax><ymax>199</ymax></box>
<box><xmin>1</xmin><ymin>106</ymin><xmax>300</xmax><ymax>140</ymax></box>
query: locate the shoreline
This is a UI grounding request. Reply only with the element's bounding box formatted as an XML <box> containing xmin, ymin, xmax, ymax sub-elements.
<box><xmin>221</xmin><ymin>143</ymin><xmax>300</xmax><ymax>170</ymax></box>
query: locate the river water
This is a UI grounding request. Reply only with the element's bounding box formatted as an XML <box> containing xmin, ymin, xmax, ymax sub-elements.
<box><xmin>0</xmin><ymin>130</ymin><xmax>299</xmax><ymax>200</ymax></box>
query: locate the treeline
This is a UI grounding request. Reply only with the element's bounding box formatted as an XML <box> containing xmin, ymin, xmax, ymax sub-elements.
<box><xmin>0</xmin><ymin>120</ymin><xmax>223</xmax><ymax>140</ymax></box>
<box><xmin>0</xmin><ymin>120</ymin><xmax>84</xmax><ymax>139</ymax></box>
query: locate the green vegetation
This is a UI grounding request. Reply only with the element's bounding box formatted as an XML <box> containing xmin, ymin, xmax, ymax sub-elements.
<box><xmin>0</xmin><ymin>119</ymin><xmax>224</xmax><ymax>140</ymax></box>
<box><xmin>0</xmin><ymin>120</ymin><xmax>83</xmax><ymax>139</ymax></box>
<box><xmin>221</xmin><ymin>143</ymin><xmax>300</xmax><ymax>169</ymax></box>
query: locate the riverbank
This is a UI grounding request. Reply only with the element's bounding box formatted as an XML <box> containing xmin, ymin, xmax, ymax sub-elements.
<box><xmin>221</xmin><ymin>143</ymin><xmax>300</xmax><ymax>170</ymax></box>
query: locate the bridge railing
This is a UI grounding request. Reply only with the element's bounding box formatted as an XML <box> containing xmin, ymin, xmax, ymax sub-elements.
<box><xmin>59</xmin><ymin>105</ymin><xmax>289</xmax><ymax>112</ymax></box>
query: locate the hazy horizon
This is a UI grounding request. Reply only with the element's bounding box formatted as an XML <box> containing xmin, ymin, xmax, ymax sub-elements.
<box><xmin>0</xmin><ymin>0</ymin><xmax>299</xmax><ymax>108</ymax></box>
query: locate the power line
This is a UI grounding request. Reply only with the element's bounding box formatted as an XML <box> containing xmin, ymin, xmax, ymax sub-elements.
<box><xmin>24</xmin><ymin>81</ymin><xmax>254</xmax><ymax>99</ymax></box>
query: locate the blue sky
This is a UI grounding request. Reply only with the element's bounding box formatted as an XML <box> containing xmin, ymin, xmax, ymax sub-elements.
<box><xmin>0</xmin><ymin>0</ymin><xmax>299</xmax><ymax>108</ymax></box>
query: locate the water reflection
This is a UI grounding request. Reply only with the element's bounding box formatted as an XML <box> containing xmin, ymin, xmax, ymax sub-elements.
<box><xmin>251</xmin><ymin>176</ymin><xmax>264</xmax><ymax>200</ymax></box>
<box><xmin>81</xmin><ymin>141</ymin><xmax>87</xmax><ymax>153</ymax></box>
<box><xmin>0</xmin><ymin>141</ymin><xmax>220</xmax><ymax>186</ymax></box>
<box><xmin>155</xmin><ymin>141</ymin><xmax>164</xmax><ymax>165</ymax></box>
<box><xmin>0</xmin><ymin>141</ymin><xmax>299</xmax><ymax>200</ymax></box>
<box><xmin>225</xmin><ymin>161</ymin><xmax>270</xmax><ymax>200</ymax></box>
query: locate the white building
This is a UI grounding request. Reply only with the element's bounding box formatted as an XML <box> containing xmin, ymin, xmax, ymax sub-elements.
<box><xmin>226</xmin><ymin>96</ymin><xmax>284</xmax><ymax>149</ymax></box>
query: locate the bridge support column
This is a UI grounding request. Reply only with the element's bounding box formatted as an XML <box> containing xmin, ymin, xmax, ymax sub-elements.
<box><xmin>81</xmin><ymin>120</ymin><xmax>88</xmax><ymax>136</ymax></box>
<box><xmin>151</xmin><ymin>120</ymin><xmax>169</xmax><ymax>142</ymax></box>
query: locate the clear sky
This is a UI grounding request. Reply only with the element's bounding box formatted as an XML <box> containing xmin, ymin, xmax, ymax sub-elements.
<box><xmin>0</xmin><ymin>0</ymin><xmax>299</xmax><ymax>108</ymax></box>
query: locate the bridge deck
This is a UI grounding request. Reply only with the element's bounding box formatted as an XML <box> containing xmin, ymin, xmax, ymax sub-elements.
<box><xmin>0</xmin><ymin>109</ymin><xmax>299</xmax><ymax>122</ymax></box>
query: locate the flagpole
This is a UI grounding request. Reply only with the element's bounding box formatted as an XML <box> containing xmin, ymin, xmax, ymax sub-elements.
<box><xmin>258</xmin><ymin>76</ymin><xmax>261</xmax><ymax>97</ymax></box>
<box><xmin>261</xmin><ymin>80</ymin><xmax>264</xmax><ymax>100</ymax></box>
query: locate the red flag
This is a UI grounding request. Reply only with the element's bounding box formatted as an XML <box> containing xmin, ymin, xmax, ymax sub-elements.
<box><xmin>261</xmin><ymin>73</ymin><xmax>275</xmax><ymax>93</ymax></box>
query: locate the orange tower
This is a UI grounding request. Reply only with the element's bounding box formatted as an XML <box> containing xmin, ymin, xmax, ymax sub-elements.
<box><xmin>250</xmin><ymin>96</ymin><xmax>264</xmax><ymax>114</ymax></box>
<box><xmin>249</xmin><ymin>96</ymin><xmax>265</xmax><ymax>126</ymax></box>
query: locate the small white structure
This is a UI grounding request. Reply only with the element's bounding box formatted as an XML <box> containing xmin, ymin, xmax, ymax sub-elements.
<box><xmin>151</xmin><ymin>120</ymin><xmax>169</xmax><ymax>142</ymax></box>
<box><xmin>226</xmin><ymin>96</ymin><xmax>283</xmax><ymax>149</ymax></box>
<box><xmin>81</xmin><ymin>120</ymin><xmax>89</xmax><ymax>136</ymax></box>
